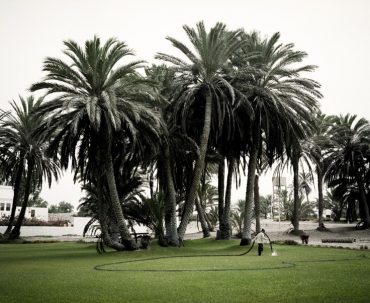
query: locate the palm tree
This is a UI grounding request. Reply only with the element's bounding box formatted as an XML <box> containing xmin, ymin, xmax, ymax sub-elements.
<box><xmin>234</xmin><ymin>32</ymin><xmax>321</xmax><ymax>245</ymax></box>
<box><xmin>260</xmin><ymin>195</ymin><xmax>272</xmax><ymax>219</ymax></box>
<box><xmin>274</xmin><ymin>144</ymin><xmax>316</xmax><ymax>233</ymax></box>
<box><xmin>217</xmin><ymin>156</ymin><xmax>236</xmax><ymax>239</ymax></box>
<box><xmin>80</xmin><ymin>181</ymin><xmax>125</xmax><ymax>250</ymax></box>
<box><xmin>197</xmin><ymin>176</ymin><xmax>218</xmax><ymax>231</ymax></box>
<box><xmin>324</xmin><ymin>114</ymin><xmax>370</xmax><ymax>228</ymax></box>
<box><xmin>254</xmin><ymin>174</ymin><xmax>261</xmax><ymax>233</ymax></box>
<box><xmin>306</xmin><ymin>113</ymin><xmax>332</xmax><ymax>230</ymax></box>
<box><xmin>230</xmin><ymin>199</ymin><xmax>245</xmax><ymax>238</ymax></box>
<box><xmin>156</xmin><ymin>22</ymin><xmax>245</xmax><ymax>240</ymax></box>
<box><xmin>144</xmin><ymin>64</ymin><xmax>180</xmax><ymax>246</ymax></box>
<box><xmin>299</xmin><ymin>171</ymin><xmax>314</xmax><ymax>202</ymax></box>
<box><xmin>0</xmin><ymin>128</ymin><xmax>25</xmax><ymax>236</ymax></box>
<box><xmin>323</xmin><ymin>189</ymin><xmax>345</xmax><ymax>221</ymax></box>
<box><xmin>330</xmin><ymin>181</ymin><xmax>359</xmax><ymax>222</ymax></box>
<box><xmin>0</xmin><ymin>96</ymin><xmax>59</xmax><ymax>239</ymax></box>
<box><xmin>31</xmin><ymin>36</ymin><xmax>163</xmax><ymax>249</ymax></box>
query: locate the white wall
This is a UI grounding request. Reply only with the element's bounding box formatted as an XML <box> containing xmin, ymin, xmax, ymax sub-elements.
<box><xmin>0</xmin><ymin>185</ymin><xmax>13</xmax><ymax>218</ymax></box>
<box><xmin>73</xmin><ymin>217</ymin><xmax>93</xmax><ymax>235</ymax></box>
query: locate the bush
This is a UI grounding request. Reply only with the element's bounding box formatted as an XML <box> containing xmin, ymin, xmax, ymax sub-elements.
<box><xmin>321</xmin><ymin>238</ymin><xmax>354</xmax><ymax>243</ymax></box>
<box><xmin>0</xmin><ymin>216</ymin><xmax>69</xmax><ymax>227</ymax></box>
<box><xmin>271</xmin><ymin>239</ymin><xmax>299</xmax><ymax>245</ymax></box>
<box><xmin>284</xmin><ymin>239</ymin><xmax>299</xmax><ymax>245</ymax></box>
<box><xmin>139</xmin><ymin>235</ymin><xmax>151</xmax><ymax>249</ymax></box>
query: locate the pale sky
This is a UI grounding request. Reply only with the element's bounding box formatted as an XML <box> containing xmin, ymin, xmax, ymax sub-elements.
<box><xmin>1</xmin><ymin>0</ymin><xmax>370</xmax><ymax>207</ymax></box>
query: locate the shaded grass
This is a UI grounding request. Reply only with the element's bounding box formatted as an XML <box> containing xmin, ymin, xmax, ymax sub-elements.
<box><xmin>0</xmin><ymin>239</ymin><xmax>369</xmax><ymax>303</ymax></box>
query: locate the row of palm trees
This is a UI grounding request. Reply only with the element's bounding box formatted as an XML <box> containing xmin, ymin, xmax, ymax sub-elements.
<box><xmin>1</xmin><ymin>21</ymin><xmax>369</xmax><ymax>249</ymax></box>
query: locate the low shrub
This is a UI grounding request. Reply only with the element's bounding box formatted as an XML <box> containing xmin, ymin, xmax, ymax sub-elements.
<box><xmin>284</xmin><ymin>239</ymin><xmax>299</xmax><ymax>245</ymax></box>
<box><xmin>271</xmin><ymin>239</ymin><xmax>299</xmax><ymax>245</ymax></box>
<box><xmin>322</xmin><ymin>238</ymin><xmax>354</xmax><ymax>243</ymax></box>
<box><xmin>0</xmin><ymin>216</ymin><xmax>70</xmax><ymax>227</ymax></box>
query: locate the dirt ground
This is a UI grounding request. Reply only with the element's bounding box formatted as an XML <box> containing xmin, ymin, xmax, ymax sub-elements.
<box><xmin>184</xmin><ymin>219</ymin><xmax>370</xmax><ymax>249</ymax></box>
<box><xmin>20</xmin><ymin>219</ymin><xmax>370</xmax><ymax>249</ymax></box>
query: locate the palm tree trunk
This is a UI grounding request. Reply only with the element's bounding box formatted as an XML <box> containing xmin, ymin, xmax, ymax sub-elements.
<box><xmin>254</xmin><ymin>174</ymin><xmax>261</xmax><ymax>233</ymax></box>
<box><xmin>241</xmin><ymin>123</ymin><xmax>260</xmax><ymax>246</ymax></box>
<box><xmin>149</xmin><ymin>170</ymin><xmax>155</xmax><ymax>200</ymax></box>
<box><xmin>292</xmin><ymin>149</ymin><xmax>301</xmax><ymax>232</ymax></box>
<box><xmin>218</xmin><ymin>158</ymin><xmax>225</xmax><ymax>224</ymax></box>
<box><xmin>4</xmin><ymin>158</ymin><xmax>24</xmax><ymax>236</ymax></box>
<box><xmin>9</xmin><ymin>160</ymin><xmax>34</xmax><ymax>240</ymax></box>
<box><xmin>199</xmin><ymin>194</ymin><xmax>213</xmax><ymax>231</ymax></box>
<box><xmin>195</xmin><ymin>197</ymin><xmax>210</xmax><ymax>237</ymax></box>
<box><xmin>96</xmin><ymin>180</ymin><xmax>125</xmax><ymax>251</ymax></box>
<box><xmin>218</xmin><ymin>157</ymin><xmax>234</xmax><ymax>239</ymax></box>
<box><xmin>155</xmin><ymin>215</ymin><xmax>166</xmax><ymax>246</ymax></box>
<box><xmin>104</xmin><ymin>151</ymin><xmax>137</xmax><ymax>250</ymax></box>
<box><xmin>177</xmin><ymin>94</ymin><xmax>213</xmax><ymax>240</ymax></box>
<box><xmin>355</xmin><ymin>174</ymin><xmax>370</xmax><ymax>229</ymax></box>
<box><xmin>317</xmin><ymin>166</ymin><xmax>325</xmax><ymax>230</ymax></box>
<box><xmin>162</xmin><ymin>145</ymin><xmax>179</xmax><ymax>246</ymax></box>
<box><xmin>204</xmin><ymin>211</ymin><xmax>214</xmax><ymax>231</ymax></box>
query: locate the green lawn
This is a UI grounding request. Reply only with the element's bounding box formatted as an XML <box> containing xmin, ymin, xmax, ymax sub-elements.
<box><xmin>0</xmin><ymin>239</ymin><xmax>369</xmax><ymax>303</ymax></box>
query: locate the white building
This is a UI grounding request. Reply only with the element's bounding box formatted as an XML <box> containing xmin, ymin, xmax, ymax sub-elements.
<box><xmin>0</xmin><ymin>185</ymin><xmax>48</xmax><ymax>221</ymax></box>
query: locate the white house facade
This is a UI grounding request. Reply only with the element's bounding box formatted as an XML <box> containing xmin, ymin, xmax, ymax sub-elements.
<box><xmin>0</xmin><ymin>185</ymin><xmax>48</xmax><ymax>221</ymax></box>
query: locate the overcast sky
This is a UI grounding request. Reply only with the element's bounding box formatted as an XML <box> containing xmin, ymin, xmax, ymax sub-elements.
<box><xmin>1</xmin><ymin>0</ymin><xmax>370</xmax><ymax>207</ymax></box>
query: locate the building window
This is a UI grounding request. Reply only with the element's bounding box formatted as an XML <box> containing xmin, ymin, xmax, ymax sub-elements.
<box><xmin>6</xmin><ymin>203</ymin><xmax>11</xmax><ymax>211</ymax></box>
<box><xmin>0</xmin><ymin>203</ymin><xmax>4</xmax><ymax>211</ymax></box>
<box><xmin>31</xmin><ymin>209</ymin><xmax>35</xmax><ymax>218</ymax></box>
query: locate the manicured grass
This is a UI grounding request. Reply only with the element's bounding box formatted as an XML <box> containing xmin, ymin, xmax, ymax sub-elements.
<box><xmin>0</xmin><ymin>239</ymin><xmax>369</xmax><ymax>303</ymax></box>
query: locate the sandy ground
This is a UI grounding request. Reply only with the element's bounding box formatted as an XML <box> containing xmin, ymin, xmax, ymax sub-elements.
<box><xmin>184</xmin><ymin>219</ymin><xmax>370</xmax><ymax>249</ymax></box>
<box><xmin>19</xmin><ymin>219</ymin><xmax>370</xmax><ymax>249</ymax></box>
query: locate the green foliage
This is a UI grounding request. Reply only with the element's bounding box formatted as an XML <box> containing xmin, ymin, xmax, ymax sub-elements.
<box><xmin>0</xmin><ymin>96</ymin><xmax>60</xmax><ymax>239</ymax></box>
<box><xmin>260</xmin><ymin>195</ymin><xmax>272</xmax><ymax>219</ymax></box>
<box><xmin>123</xmin><ymin>193</ymin><xmax>164</xmax><ymax>239</ymax></box>
<box><xmin>48</xmin><ymin>201</ymin><xmax>74</xmax><ymax>213</ymax></box>
<box><xmin>0</xmin><ymin>216</ymin><xmax>67</xmax><ymax>226</ymax></box>
<box><xmin>323</xmin><ymin>189</ymin><xmax>345</xmax><ymax>221</ymax></box>
<box><xmin>207</xmin><ymin>205</ymin><xmax>219</xmax><ymax>229</ymax></box>
<box><xmin>28</xmin><ymin>190</ymin><xmax>48</xmax><ymax>208</ymax></box>
<box><xmin>230</xmin><ymin>199</ymin><xmax>245</xmax><ymax>237</ymax></box>
<box><xmin>324</xmin><ymin>114</ymin><xmax>370</xmax><ymax>227</ymax></box>
<box><xmin>283</xmin><ymin>239</ymin><xmax>299</xmax><ymax>245</ymax></box>
<box><xmin>278</xmin><ymin>189</ymin><xmax>316</xmax><ymax>222</ymax></box>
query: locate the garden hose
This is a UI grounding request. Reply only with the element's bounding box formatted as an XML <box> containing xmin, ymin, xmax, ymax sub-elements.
<box><xmin>239</xmin><ymin>239</ymin><xmax>255</xmax><ymax>255</ymax></box>
<box><xmin>94</xmin><ymin>251</ymin><xmax>368</xmax><ymax>272</ymax></box>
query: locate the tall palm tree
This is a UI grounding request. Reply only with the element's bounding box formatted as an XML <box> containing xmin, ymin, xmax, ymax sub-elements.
<box><xmin>79</xmin><ymin>181</ymin><xmax>125</xmax><ymax>250</ymax></box>
<box><xmin>31</xmin><ymin>37</ymin><xmax>163</xmax><ymax>249</ymax></box>
<box><xmin>144</xmin><ymin>64</ymin><xmax>180</xmax><ymax>246</ymax></box>
<box><xmin>299</xmin><ymin>171</ymin><xmax>314</xmax><ymax>202</ymax></box>
<box><xmin>217</xmin><ymin>156</ymin><xmax>236</xmax><ymax>239</ymax></box>
<box><xmin>0</xmin><ymin>96</ymin><xmax>59</xmax><ymax>239</ymax></box>
<box><xmin>306</xmin><ymin>113</ymin><xmax>332</xmax><ymax>229</ymax></box>
<box><xmin>274</xmin><ymin>143</ymin><xmax>316</xmax><ymax>233</ymax></box>
<box><xmin>325</xmin><ymin>114</ymin><xmax>370</xmax><ymax>228</ymax></box>
<box><xmin>156</xmin><ymin>22</ymin><xmax>245</xmax><ymax>239</ymax></box>
<box><xmin>234</xmin><ymin>32</ymin><xmax>321</xmax><ymax>245</ymax></box>
<box><xmin>197</xmin><ymin>176</ymin><xmax>218</xmax><ymax>231</ymax></box>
